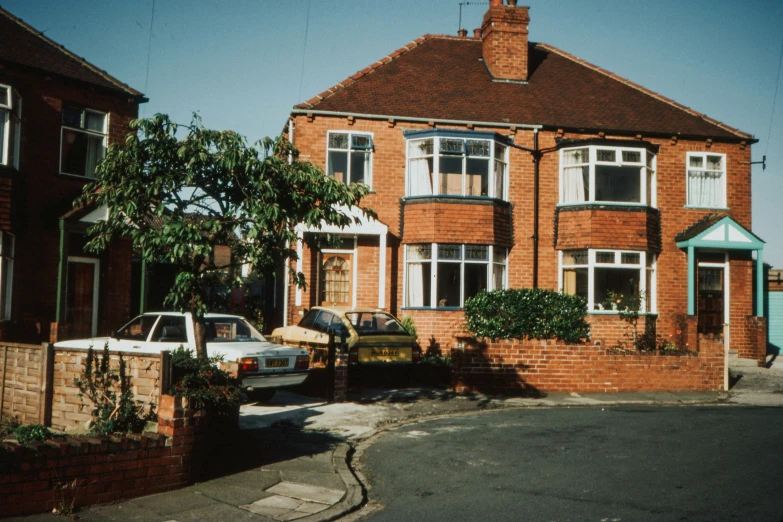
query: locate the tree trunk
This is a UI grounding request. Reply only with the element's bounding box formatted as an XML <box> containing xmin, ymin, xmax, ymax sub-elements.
<box><xmin>193</xmin><ymin>318</ymin><xmax>208</xmax><ymax>359</ymax></box>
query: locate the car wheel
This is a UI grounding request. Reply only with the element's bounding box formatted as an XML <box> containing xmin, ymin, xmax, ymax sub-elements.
<box><xmin>248</xmin><ymin>389</ymin><xmax>276</xmax><ymax>403</ymax></box>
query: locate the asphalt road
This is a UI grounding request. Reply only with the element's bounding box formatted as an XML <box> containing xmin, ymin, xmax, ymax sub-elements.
<box><xmin>358</xmin><ymin>406</ymin><xmax>783</xmax><ymax>522</ymax></box>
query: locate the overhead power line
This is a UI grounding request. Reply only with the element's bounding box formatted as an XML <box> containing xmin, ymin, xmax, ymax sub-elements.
<box><xmin>765</xmin><ymin>32</ymin><xmax>783</xmax><ymax>160</ymax></box>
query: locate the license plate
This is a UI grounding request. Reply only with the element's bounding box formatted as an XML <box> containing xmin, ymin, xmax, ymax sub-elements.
<box><xmin>371</xmin><ymin>348</ymin><xmax>399</xmax><ymax>357</ymax></box>
<box><xmin>265</xmin><ymin>358</ymin><xmax>289</xmax><ymax>368</ymax></box>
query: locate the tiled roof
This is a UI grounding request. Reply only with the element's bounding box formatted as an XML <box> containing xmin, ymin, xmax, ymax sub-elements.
<box><xmin>296</xmin><ymin>35</ymin><xmax>751</xmax><ymax>141</ymax></box>
<box><xmin>0</xmin><ymin>6</ymin><xmax>144</xmax><ymax>98</ymax></box>
<box><xmin>674</xmin><ymin>213</ymin><xmax>729</xmax><ymax>242</ymax></box>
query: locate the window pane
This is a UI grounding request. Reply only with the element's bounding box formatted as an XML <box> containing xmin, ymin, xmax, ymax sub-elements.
<box><xmin>436</xmin><ymin>262</ymin><xmax>461</xmax><ymax>307</ymax></box>
<box><xmin>621</xmin><ymin>253</ymin><xmax>640</xmax><ymax>265</ymax></box>
<box><xmin>595</xmin><ymin>165</ymin><xmax>641</xmax><ymax>202</ymax></box>
<box><xmin>328</xmin><ymin>133</ymin><xmax>349</xmax><ymax>149</ymax></box>
<box><xmin>0</xmin><ymin>112</ymin><xmax>6</xmax><ymax>161</ymax></box>
<box><xmin>465</xmin><ymin>245</ymin><xmax>488</xmax><ymax>261</ymax></box>
<box><xmin>466</xmin><ymin>158</ymin><xmax>489</xmax><ymax>196</ymax></box>
<box><xmin>493</xmin><ymin>160</ymin><xmax>506</xmax><ymax>199</ymax></box>
<box><xmin>84</xmin><ymin>111</ymin><xmax>105</xmax><ymax>132</ymax></box>
<box><xmin>563</xmin><ymin>268</ymin><xmax>588</xmax><ymax>298</ymax></box>
<box><xmin>152</xmin><ymin>315</ymin><xmax>188</xmax><ymax>342</ymax></box>
<box><xmin>299</xmin><ymin>309</ymin><xmax>319</xmax><ymax>328</ymax></box>
<box><xmin>464</xmin><ymin>263</ymin><xmax>487</xmax><ymax>301</ymax></box>
<box><xmin>439</xmin><ymin>156</ymin><xmax>463</xmax><ymax>195</ymax></box>
<box><xmin>563</xmin><ymin>250</ymin><xmax>587</xmax><ymax>265</ymax></box>
<box><xmin>406</xmin><ymin>262</ymin><xmax>431</xmax><ymax>307</ymax></box>
<box><xmin>440</xmin><ymin>138</ymin><xmax>464</xmax><ymax>154</ymax></box>
<box><xmin>406</xmin><ymin>244</ymin><xmax>431</xmax><ymax>260</ymax></box>
<box><xmin>492</xmin><ymin>263</ymin><xmax>505</xmax><ymax>290</ymax></box>
<box><xmin>706</xmin><ymin>155</ymin><xmax>723</xmax><ymax>170</ymax></box>
<box><xmin>688</xmin><ymin>170</ymin><xmax>723</xmax><ymax>207</ymax></box>
<box><xmin>61</xmin><ymin>129</ymin><xmax>89</xmax><ymax>175</ymax></box>
<box><xmin>119</xmin><ymin>315</ymin><xmax>159</xmax><ymax>341</ymax></box>
<box><xmin>409</xmin><ymin>157</ymin><xmax>434</xmax><ymax>195</ymax></box>
<box><xmin>563</xmin><ymin>148</ymin><xmax>588</xmax><ymax>165</ymax></box>
<box><xmin>596</xmin><ymin>251</ymin><xmax>615</xmax><ymax>264</ymax></box>
<box><xmin>0</xmin><ymin>256</ymin><xmax>10</xmax><ymax>320</ymax></box>
<box><xmin>562</xmin><ymin>165</ymin><xmax>588</xmax><ymax>203</ymax></box>
<box><xmin>0</xmin><ymin>87</ymin><xmax>8</xmax><ymax>107</ymax></box>
<box><xmin>594</xmin><ymin>268</ymin><xmax>640</xmax><ymax>309</ymax></box>
<box><xmin>466</xmin><ymin>140</ymin><xmax>489</xmax><ymax>157</ymax></box>
<box><xmin>689</xmin><ymin>155</ymin><xmax>704</xmax><ymax>168</ymax></box>
<box><xmin>622</xmin><ymin>150</ymin><xmax>641</xmax><ymax>163</ymax></box>
<box><xmin>328</xmin><ymin>150</ymin><xmax>348</xmax><ymax>182</ymax></box>
<box><xmin>494</xmin><ymin>143</ymin><xmax>506</xmax><ymax>162</ymax></box>
<box><xmin>438</xmin><ymin>244</ymin><xmax>462</xmax><ymax>260</ymax></box>
<box><xmin>646</xmin><ymin>168</ymin><xmax>654</xmax><ymax>205</ymax></box>
<box><xmin>85</xmin><ymin>134</ymin><xmax>105</xmax><ymax>178</ymax></box>
<box><xmin>62</xmin><ymin>105</ymin><xmax>82</xmax><ymax>127</ymax></box>
<box><xmin>493</xmin><ymin>247</ymin><xmax>507</xmax><ymax>264</ymax></box>
<box><xmin>597</xmin><ymin>149</ymin><xmax>616</xmax><ymax>162</ymax></box>
<box><xmin>351</xmin><ymin>134</ymin><xmax>371</xmax><ymax>149</ymax></box>
<box><xmin>409</xmin><ymin>138</ymin><xmax>433</xmax><ymax>157</ymax></box>
<box><xmin>350</xmin><ymin>151</ymin><xmax>369</xmax><ymax>184</ymax></box>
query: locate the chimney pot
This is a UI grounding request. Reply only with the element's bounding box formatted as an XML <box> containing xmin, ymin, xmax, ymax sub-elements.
<box><xmin>490</xmin><ymin>0</ymin><xmax>503</xmax><ymax>5</ymax></box>
<box><xmin>473</xmin><ymin>28</ymin><xmax>482</xmax><ymax>39</ymax></box>
<box><xmin>507</xmin><ymin>0</ymin><xmax>518</xmax><ymax>5</ymax></box>
<box><xmin>458</xmin><ymin>28</ymin><xmax>468</xmax><ymax>38</ymax></box>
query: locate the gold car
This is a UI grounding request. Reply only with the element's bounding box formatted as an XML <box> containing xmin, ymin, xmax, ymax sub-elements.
<box><xmin>271</xmin><ymin>307</ymin><xmax>421</xmax><ymax>366</ymax></box>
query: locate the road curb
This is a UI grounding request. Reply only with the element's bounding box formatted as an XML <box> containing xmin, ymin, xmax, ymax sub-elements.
<box><xmin>297</xmin><ymin>443</ymin><xmax>365</xmax><ymax>522</ymax></box>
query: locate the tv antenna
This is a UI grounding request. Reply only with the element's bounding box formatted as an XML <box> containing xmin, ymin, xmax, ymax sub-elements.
<box><xmin>458</xmin><ymin>2</ymin><xmax>488</xmax><ymax>33</ymax></box>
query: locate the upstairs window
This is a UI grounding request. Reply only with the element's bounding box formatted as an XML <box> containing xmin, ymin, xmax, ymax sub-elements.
<box><xmin>60</xmin><ymin>105</ymin><xmax>107</xmax><ymax>178</ymax></box>
<box><xmin>560</xmin><ymin>145</ymin><xmax>655</xmax><ymax>206</ymax></box>
<box><xmin>0</xmin><ymin>84</ymin><xmax>22</xmax><ymax>169</ymax></box>
<box><xmin>406</xmin><ymin>132</ymin><xmax>508</xmax><ymax>199</ymax></box>
<box><xmin>327</xmin><ymin>131</ymin><xmax>373</xmax><ymax>186</ymax></box>
<box><xmin>687</xmin><ymin>152</ymin><xmax>726</xmax><ymax>208</ymax></box>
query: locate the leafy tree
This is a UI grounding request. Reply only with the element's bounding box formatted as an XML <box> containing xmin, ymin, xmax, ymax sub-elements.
<box><xmin>77</xmin><ymin>114</ymin><xmax>372</xmax><ymax>357</ymax></box>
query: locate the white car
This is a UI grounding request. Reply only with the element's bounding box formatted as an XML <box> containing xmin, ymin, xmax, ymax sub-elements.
<box><xmin>55</xmin><ymin>312</ymin><xmax>310</xmax><ymax>401</ymax></box>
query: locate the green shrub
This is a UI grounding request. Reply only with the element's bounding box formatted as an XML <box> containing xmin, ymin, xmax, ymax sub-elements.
<box><xmin>0</xmin><ymin>417</ymin><xmax>20</xmax><ymax>439</ymax></box>
<box><xmin>399</xmin><ymin>316</ymin><xmax>418</xmax><ymax>340</ymax></box>
<box><xmin>169</xmin><ymin>347</ymin><xmax>241</xmax><ymax>415</ymax></box>
<box><xmin>74</xmin><ymin>342</ymin><xmax>157</xmax><ymax>436</ymax></box>
<box><xmin>14</xmin><ymin>424</ymin><xmax>52</xmax><ymax>444</ymax></box>
<box><xmin>464</xmin><ymin>288</ymin><xmax>589</xmax><ymax>342</ymax></box>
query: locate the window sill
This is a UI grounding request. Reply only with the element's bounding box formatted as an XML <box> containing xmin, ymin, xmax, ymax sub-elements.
<box><xmin>402</xmin><ymin>195</ymin><xmax>510</xmax><ymax>205</ymax></box>
<box><xmin>401</xmin><ymin>306</ymin><xmax>463</xmax><ymax>312</ymax></box>
<box><xmin>589</xmin><ymin>310</ymin><xmax>658</xmax><ymax>316</ymax></box>
<box><xmin>58</xmin><ymin>172</ymin><xmax>94</xmax><ymax>181</ymax></box>
<box><xmin>684</xmin><ymin>205</ymin><xmax>729</xmax><ymax>210</ymax></box>
<box><xmin>557</xmin><ymin>202</ymin><xmax>652</xmax><ymax>209</ymax></box>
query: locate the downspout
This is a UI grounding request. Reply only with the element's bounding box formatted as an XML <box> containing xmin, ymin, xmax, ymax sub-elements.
<box><xmin>532</xmin><ymin>129</ymin><xmax>540</xmax><ymax>289</ymax></box>
<box><xmin>282</xmin><ymin>117</ymin><xmax>294</xmax><ymax>328</ymax></box>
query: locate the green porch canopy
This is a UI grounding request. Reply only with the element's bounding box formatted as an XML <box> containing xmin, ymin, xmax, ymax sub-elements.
<box><xmin>675</xmin><ymin>214</ymin><xmax>765</xmax><ymax>317</ymax></box>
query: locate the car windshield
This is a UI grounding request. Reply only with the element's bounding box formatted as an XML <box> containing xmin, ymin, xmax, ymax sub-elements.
<box><xmin>117</xmin><ymin>315</ymin><xmax>160</xmax><ymax>341</ymax></box>
<box><xmin>345</xmin><ymin>312</ymin><xmax>408</xmax><ymax>336</ymax></box>
<box><xmin>205</xmin><ymin>317</ymin><xmax>264</xmax><ymax>342</ymax></box>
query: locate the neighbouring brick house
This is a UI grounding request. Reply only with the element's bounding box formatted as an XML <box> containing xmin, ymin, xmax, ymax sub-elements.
<box><xmin>0</xmin><ymin>7</ymin><xmax>145</xmax><ymax>342</ymax></box>
<box><xmin>280</xmin><ymin>0</ymin><xmax>766</xmax><ymax>361</ymax></box>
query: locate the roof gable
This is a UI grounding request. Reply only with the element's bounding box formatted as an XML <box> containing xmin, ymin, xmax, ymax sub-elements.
<box><xmin>676</xmin><ymin>214</ymin><xmax>764</xmax><ymax>250</ymax></box>
<box><xmin>0</xmin><ymin>7</ymin><xmax>144</xmax><ymax>98</ymax></box>
<box><xmin>295</xmin><ymin>36</ymin><xmax>751</xmax><ymax>141</ymax></box>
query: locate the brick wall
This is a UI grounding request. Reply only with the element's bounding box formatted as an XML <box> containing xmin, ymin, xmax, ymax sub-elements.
<box><xmin>0</xmin><ymin>343</ymin><xmax>47</xmax><ymax>425</ymax></box>
<box><xmin>0</xmin><ymin>394</ymin><xmax>216</xmax><ymax>518</ymax></box>
<box><xmin>555</xmin><ymin>206</ymin><xmax>661</xmax><ymax>252</ymax></box>
<box><xmin>402</xmin><ymin>198</ymin><xmax>512</xmax><ymax>246</ymax></box>
<box><xmin>452</xmin><ymin>335</ymin><xmax>724</xmax><ymax>394</ymax></box>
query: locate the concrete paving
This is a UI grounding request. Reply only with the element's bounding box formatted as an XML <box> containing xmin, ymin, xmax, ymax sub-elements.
<box><xmin>7</xmin><ymin>359</ymin><xmax>783</xmax><ymax>522</ymax></box>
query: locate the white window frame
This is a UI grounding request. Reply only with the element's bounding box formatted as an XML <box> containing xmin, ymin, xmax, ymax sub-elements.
<box><xmin>0</xmin><ymin>83</ymin><xmax>22</xmax><ymax>169</ymax></box>
<box><xmin>403</xmin><ymin>243</ymin><xmax>507</xmax><ymax>309</ymax></box>
<box><xmin>0</xmin><ymin>231</ymin><xmax>14</xmax><ymax>321</ymax></box>
<box><xmin>686</xmin><ymin>152</ymin><xmax>727</xmax><ymax>209</ymax></box>
<box><xmin>559</xmin><ymin>145</ymin><xmax>656</xmax><ymax>207</ymax></box>
<box><xmin>59</xmin><ymin>105</ymin><xmax>108</xmax><ymax>178</ymax></box>
<box><xmin>405</xmin><ymin>136</ymin><xmax>509</xmax><ymax>199</ymax></box>
<box><xmin>558</xmin><ymin>248</ymin><xmax>656</xmax><ymax>313</ymax></box>
<box><xmin>326</xmin><ymin>131</ymin><xmax>374</xmax><ymax>187</ymax></box>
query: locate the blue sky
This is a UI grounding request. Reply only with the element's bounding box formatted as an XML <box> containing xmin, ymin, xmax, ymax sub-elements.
<box><xmin>4</xmin><ymin>0</ymin><xmax>782</xmax><ymax>266</ymax></box>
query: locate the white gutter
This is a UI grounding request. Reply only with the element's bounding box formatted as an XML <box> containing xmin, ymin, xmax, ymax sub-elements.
<box><xmin>289</xmin><ymin>109</ymin><xmax>543</xmax><ymax>131</ymax></box>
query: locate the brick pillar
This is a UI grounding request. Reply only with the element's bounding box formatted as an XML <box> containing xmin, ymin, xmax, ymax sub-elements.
<box><xmin>333</xmin><ymin>352</ymin><xmax>348</xmax><ymax>402</ymax></box>
<box><xmin>751</xmin><ymin>316</ymin><xmax>768</xmax><ymax>366</ymax></box>
<box><xmin>49</xmin><ymin>322</ymin><xmax>69</xmax><ymax>344</ymax></box>
<box><xmin>157</xmin><ymin>394</ymin><xmax>208</xmax><ymax>485</ymax></box>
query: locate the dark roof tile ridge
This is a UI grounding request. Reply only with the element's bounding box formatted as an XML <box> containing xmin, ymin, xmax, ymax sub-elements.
<box><xmin>294</xmin><ymin>33</ymin><xmax>461</xmax><ymax>110</ymax></box>
<box><xmin>536</xmin><ymin>42</ymin><xmax>752</xmax><ymax>140</ymax></box>
<box><xmin>0</xmin><ymin>6</ymin><xmax>144</xmax><ymax>97</ymax></box>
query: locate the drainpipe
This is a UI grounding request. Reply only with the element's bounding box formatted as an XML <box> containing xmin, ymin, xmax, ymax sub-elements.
<box><xmin>532</xmin><ymin>129</ymin><xmax>540</xmax><ymax>288</ymax></box>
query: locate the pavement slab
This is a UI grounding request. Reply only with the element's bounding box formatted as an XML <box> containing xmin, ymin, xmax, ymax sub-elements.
<box><xmin>266</xmin><ymin>481</ymin><xmax>344</xmax><ymax>505</ymax></box>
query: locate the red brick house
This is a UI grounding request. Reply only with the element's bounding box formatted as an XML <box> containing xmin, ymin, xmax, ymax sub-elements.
<box><xmin>0</xmin><ymin>7</ymin><xmax>145</xmax><ymax>342</ymax></box>
<box><xmin>281</xmin><ymin>0</ymin><xmax>765</xmax><ymax>361</ymax></box>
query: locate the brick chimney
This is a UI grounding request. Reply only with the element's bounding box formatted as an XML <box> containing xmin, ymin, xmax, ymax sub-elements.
<box><xmin>480</xmin><ymin>0</ymin><xmax>530</xmax><ymax>82</ymax></box>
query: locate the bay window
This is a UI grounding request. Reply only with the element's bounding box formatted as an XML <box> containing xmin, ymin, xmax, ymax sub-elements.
<box><xmin>686</xmin><ymin>152</ymin><xmax>725</xmax><ymax>208</ymax></box>
<box><xmin>60</xmin><ymin>104</ymin><xmax>107</xmax><ymax>178</ymax></box>
<box><xmin>560</xmin><ymin>145</ymin><xmax>655</xmax><ymax>206</ymax></box>
<box><xmin>327</xmin><ymin>131</ymin><xmax>373</xmax><ymax>186</ymax></box>
<box><xmin>405</xmin><ymin>131</ymin><xmax>508</xmax><ymax>199</ymax></box>
<box><xmin>0</xmin><ymin>84</ymin><xmax>21</xmax><ymax>169</ymax></box>
<box><xmin>405</xmin><ymin>243</ymin><xmax>507</xmax><ymax>308</ymax></box>
<box><xmin>560</xmin><ymin>249</ymin><xmax>655</xmax><ymax>312</ymax></box>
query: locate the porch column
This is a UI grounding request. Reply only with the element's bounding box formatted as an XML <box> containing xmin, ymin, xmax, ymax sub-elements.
<box><xmin>378</xmin><ymin>232</ymin><xmax>387</xmax><ymax>309</ymax></box>
<box><xmin>54</xmin><ymin>221</ymin><xmax>68</xmax><ymax>323</ymax></box>
<box><xmin>139</xmin><ymin>258</ymin><xmax>149</xmax><ymax>314</ymax></box>
<box><xmin>687</xmin><ymin>245</ymin><xmax>696</xmax><ymax>315</ymax></box>
<box><xmin>756</xmin><ymin>247</ymin><xmax>764</xmax><ymax>317</ymax></box>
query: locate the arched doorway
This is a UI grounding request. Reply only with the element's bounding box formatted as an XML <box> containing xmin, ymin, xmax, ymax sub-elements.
<box><xmin>321</xmin><ymin>255</ymin><xmax>351</xmax><ymax>306</ymax></box>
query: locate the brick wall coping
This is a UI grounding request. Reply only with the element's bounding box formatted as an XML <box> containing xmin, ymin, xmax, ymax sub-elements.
<box><xmin>402</xmin><ymin>195</ymin><xmax>512</xmax><ymax>207</ymax></box>
<box><xmin>556</xmin><ymin>204</ymin><xmax>660</xmax><ymax>214</ymax></box>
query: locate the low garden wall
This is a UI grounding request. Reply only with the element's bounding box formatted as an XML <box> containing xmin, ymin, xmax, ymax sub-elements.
<box><xmin>452</xmin><ymin>335</ymin><xmax>725</xmax><ymax>394</ymax></box>
<box><xmin>0</xmin><ymin>395</ymin><xmax>216</xmax><ymax>518</ymax></box>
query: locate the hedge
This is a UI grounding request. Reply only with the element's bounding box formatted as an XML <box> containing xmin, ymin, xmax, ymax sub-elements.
<box><xmin>464</xmin><ymin>288</ymin><xmax>589</xmax><ymax>342</ymax></box>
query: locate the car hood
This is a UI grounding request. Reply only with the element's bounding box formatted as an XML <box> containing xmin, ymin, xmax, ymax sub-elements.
<box><xmin>206</xmin><ymin>340</ymin><xmax>306</xmax><ymax>361</ymax></box>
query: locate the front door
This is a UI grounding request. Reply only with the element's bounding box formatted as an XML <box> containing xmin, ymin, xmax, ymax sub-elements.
<box><xmin>698</xmin><ymin>266</ymin><xmax>724</xmax><ymax>336</ymax></box>
<box><xmin>65</xmin><ymin>257</ymin><xmax>100</xmax><ymax>338</ymax></box>
<box><xmin>321</xmin><ymin>255</ymin><xmax>352</xmax><ymax>306</ymax></box>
